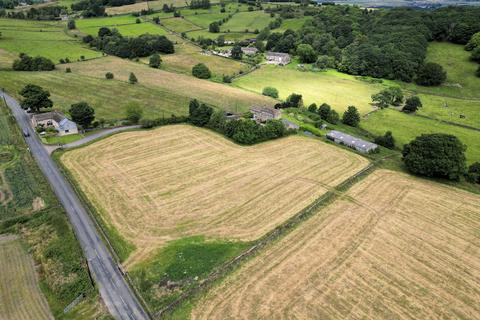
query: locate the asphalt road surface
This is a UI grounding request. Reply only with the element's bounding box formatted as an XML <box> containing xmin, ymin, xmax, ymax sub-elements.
<box><xmin>2</xmin><ymin>92</ymin><xmax>149</xmax><ymax>320</ymax></box>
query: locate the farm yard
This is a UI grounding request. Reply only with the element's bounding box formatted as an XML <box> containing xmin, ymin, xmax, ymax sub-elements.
<box><xmin>59</xmin><ymin>125</ymin><xmax>369</xmax><ymax>267</ymax></box>
<box><xmin>192</xmin><ymin>169</ymin><xmax>480</xmax><ymax>320</ymax></box>
<box><xmin>0</xmin><ymin>235</ymin><xmax>53</xmax><ymax>320</ymax></box>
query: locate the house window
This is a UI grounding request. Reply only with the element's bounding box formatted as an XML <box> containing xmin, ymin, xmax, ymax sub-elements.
<box><xmin>65</xmin><ymin>130</ymin><xmax>69</xmax><ymax>133</ymax></box>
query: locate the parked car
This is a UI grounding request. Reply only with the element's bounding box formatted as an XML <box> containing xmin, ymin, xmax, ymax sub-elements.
<box><xmin>23</xmin><ymin>129</ymin><xmax>30</xmax><ymax>137</ymax></box>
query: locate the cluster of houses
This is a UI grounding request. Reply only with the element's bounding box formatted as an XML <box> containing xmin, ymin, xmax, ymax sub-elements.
<box><xmin>210</xmin><ymin>47</ymin><xmax>291</xmax><ymax>66</ymax></box>
<box><xmin>31</xmin><ymin>111</ymin><xmax>78</xmax><ymax>136</ymax></box>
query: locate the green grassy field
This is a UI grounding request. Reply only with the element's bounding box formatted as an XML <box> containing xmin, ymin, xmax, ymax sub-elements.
<box><xmin>161</xmin><ymin>17</ymin><xmax>203</xmax><ymax>33</ymax></box>
<box><xmin>234</xmin><ymin>65</ymin><xmax>390</xmax><ymax>114</ymax></box>
<box><xmin>158</xmin><ymin>35</ymin><xmax>250</xmax><ymax>79</ymax></box>
<box><xmin>0</xmin><ymin>19</ymin><xmax>101</xmax><ymax>63</ymax></box>
<box><xmin>76</xmin><ymin>16</ymin><xmax>168</xmax><ymax>36</ymax></box>
<box><xmin>186</xmin><ymin>29</ymin><xmax>252</xmax><ymax>41</ymax></box>
<box><xmin>400</xmin><ymin>42</ymin><xmax>480</xmax><ymax>100</ymax></box>
<box><xmin>220</xmin><ymin>11</ymin><xmax>273</xmax><ymax>32</ymax></box>
<box><xmin>276</xmin><ymin>16</ymin><xmax>312</xmax><ymax>32</ymax></box>
<box><xmin>184</xmin><ymin>12</ymin><xmax>230</xmax><ymax>28</ymax></box>
<box><xmin>362</xmin><ymin>109</ymin><xmax>480</xmax><ymax>164</ymax></box>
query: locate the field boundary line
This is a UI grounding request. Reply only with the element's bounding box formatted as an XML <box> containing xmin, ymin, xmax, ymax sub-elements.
<box><xmin>155</xmin><ymin>160</ymin><xmax>379</xmax><ymax>318</ymax></box>
<box><xmin>414</xmin><ymin>113</ymin><xmax>480</xmax><ymax>132</ymax></box>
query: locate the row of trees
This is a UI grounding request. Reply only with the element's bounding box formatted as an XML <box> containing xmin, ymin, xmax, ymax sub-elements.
<box><xmin>188</xmin><ymin>99</ymin><xmax>293</xmax><ymax>145</ymax></box>
<box><xmin>84</xmin><ymin>28</ymin><xmax>174</xmax><ymax>58</ymax></box>
<box><xmin>71</xmin><ymin>0</ymin><xmax>134</xmax><ymax>16</ymax></box>
<box><xmin>371</xmin><ymin>88</ymin><xmax>423</xmax><ymax>113</ymax></box>
<box><xmin>0</xmin><ymin>5</ymin><xmax>64</xmax><ymax>19</ymax></box>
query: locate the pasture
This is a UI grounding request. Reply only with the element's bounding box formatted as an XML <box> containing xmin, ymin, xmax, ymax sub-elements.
<box><xmin>277</xmin><ymin>16</ymin><xmax>312</xmax><ymax>32</ymax></box>
<box><xmin>0</xmin><ymin>19</ymin><xmax>101</xmax><ymax>63</ymax></box>
<box><xmin>60</xmin><ymin>125</ymin><xmax>369</xmax><ymax>267</ymax></box>
<box><xmin>0</xmin><ymin>235</ymin><xmax>53</xmax><ymax>320</ymax></box>
<box><xmin>60</xmin><ymin>56</ymin><xmax>275</xmax><ymax>112</ymax></box>
<box><xmin>183</xmin><ymin>12</ymin><xmax>230</xmax><ymax>28</ymax></box>
<box><xmin>220</xmin><ymin>11</ymin><xmax>273</xmax><ymax>32</ymax></box>
<box><xmin>75</xmin><ymin>16</ymin><xmax>168</xmax><ymax>36</ymax></box>
<box><xmin>362</xmin><ymin>109</ymin><xmax>480</xmax><ymax>163</ymax></box>
<box><xmin>185</xmin><ymin>29</ymin><xmax>252</xmax><ymax>41</ymax></box>
<box><xmin>193</xmin><ymin>169</ymin><xmax>480</xmax><ymax>320</ymax></box>
<box><xmin>158</xmin><ymin>35</ymin><xmax>250</xmax><ymax>78</ymax></box>
<box><xmin>161</xmin><ymin>17</ymin><xmax>202</xmax><ymax>33</ymax></box>
<box><xmin>234</xmin><ymin>65</ymin><xmax>389</xmax><ymax>114</ymax></box>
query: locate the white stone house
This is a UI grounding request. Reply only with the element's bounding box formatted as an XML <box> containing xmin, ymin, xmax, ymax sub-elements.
<box><xmin>266</xmin><ymin>52</ymin><xmax>291</xmax><ymax>65</ymax></box>
<box><xmin>241</xmin><ymin>47</ymin><xmax>258</xmax><ymax>55</ymax></box>
<box><xmin>32</xmin><ymin>111</ymin><xmax>78</xmax><ymax>136</ymax></box>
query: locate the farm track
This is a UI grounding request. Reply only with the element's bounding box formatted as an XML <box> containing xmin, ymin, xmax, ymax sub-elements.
<box><xmin>192</xmin><ymin>170</ymin><xmax>480</xmax><ymax>320</ymax></box>
<box><xmin>0</xmin><ymin>235</ymin><xmax>54</xmax><ymax>320</ymax></box>
<box><xmin>60</xmin><ymin>125</ymin><xmax>369</xmax><ymax>268</ymax></box>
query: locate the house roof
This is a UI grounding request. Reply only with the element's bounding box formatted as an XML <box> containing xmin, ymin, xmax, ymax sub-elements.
<box><xmin>58</xmin><ymin>118</ymin><xmax>78</xmax><ymax>131</ymax></box>
<box><xmin>241</xmin><ymin>47</ymin><xmax>258</xmax><ymax>53</ymax></box>
<box><xmin>266</xmin><ymin>52</ymin><xmax>290</xmax><ymax>58</ymax></box>
<box><xmin>281</xmin><ymin>119</ymin><xmax>299</xmax><ymax>129</ymax></box>
<box><xmin>250</xmin><ymin>107</ymin><xmax>281</xmax><ymax>117</ymax></box>
<box><xmin>32</xmin><ymin>111</ymin><xmax>66</xmax><ymax>123</ymax></box>
<box><xmin>327</xmin><ymin>130</ymin><xmax>378</xmax><ymax>150</ymax></box>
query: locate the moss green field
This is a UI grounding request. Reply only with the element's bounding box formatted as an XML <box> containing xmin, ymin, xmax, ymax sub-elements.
<box><xmin>234</xmin><ymin>65</ymin><xmax>389</xmax><ymax>114</ymax></box>
<box><xmin>0</xmin><ymin>19</ymin><xmax>101</xmax><ymax>62</ymax></box>
<box><xmin>362</xmin><ymin>109</ymin><xmax>480</xmax><ymax>164</ymax></box>
<box><xmin>76</xmin><ymin>16</ymin><xmax>168</xmax><ymax>36</ymax></box>
<box><xmin>277</xmin><ymin>16</ymin><xmax>312</xmax><ymax>32</ymax></box>
<box><xmin>161</xmin><ymin>17</ymin><xmax>203</xmax><ymax>33</ymax></box>
<box><xmin>220</xmin><ymin>11</ymin><xmax>273</xmax><ymax>32</ymax></box>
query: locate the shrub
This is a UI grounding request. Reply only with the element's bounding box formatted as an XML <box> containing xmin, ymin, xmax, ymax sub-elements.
<box><xmin>476</xmin><ymin>65</ymin><xmax>480</xmax><ymax>78</ymax></box>
<box><xmin>402</xmin><ymin>96</ymin><xmax>422</xmax><ymax>113</ymax></box>
<box><xmin>188</xmin><ymin>99</ymin><xmax>213</xmax><ymax>126</ymax></box>
<box><xmin>135</xmin><ymin>18</ymin><xmax>141</xmax><ymax>23</ymax></box>
<box><xmin>209</xmin><ymin>21</ymin><xmax>220</xmax><ymax>33</ymax></box>
<box><xmin>415</xmin><ymin>62</ymin><xmax>447</xmax><ymax>86</ymax></box>
<box><xmin>307</xmin><ymin>103</ymin><xmax>317</xmax><ymax>113</ymax></box>
<box><xmin>283</xmin><ymin>93</ymin><xmax>302</xmax><ymax>108</ymax></box>
<box><xmin>326</xmin><ymin>109</ymin><xmax>339</xmax><ymax>124</ymax></box>
<box><xmin>402</xmin><ymin>133</ymin><xmax>466</xmax><ymax>180</ymax></box>
<box><xmin>105</xmin><ymin>72</ymin><xmax>114</xmax><ymax>79</ymax></box>
<box><xmin>262</xmin><ymin>87</ymin><xmax>279</xmax><ymax>98</ymax></box>
<box><xmin>129</xmin><ymin>72</ymin><xmax>138</xmax><ymax>84</ymax></box>
<box><xmin>192</xmin><ymin>63</ymin><xmax>211</xmax><ymax>79</ymax></box>
<box><xmin>342</xmin><ymin>106</ymin><xmax>360</xmax><ymax>127</ymax></box>
<box><xmin>231</xmin><ymin>45</ymin><xmax>243</xmax><ymax>60</ymax></box>
<box><xmin>296</xmin><ymin>44</ymin><xmax>317</xmax><ymax>63</ymax></box>
<box><xmin>153</xmin><ymin>17</ymin><xmax>160</xmax><ymax>24</ymax></box>
<box><xmin>12</xmin><ymin>54</ymin><xmax>55</xmax><ymax>71</ymax></box>
<box><xmin>465</xmin><ymin>162</ymin><xmax>480</xmax><ymax>183</ymax></box>
<box><xmin>67</xmin><ymin>19</ymin><xmax>76</xmax><ymax>29</ymax></box>
<box><xmin>149</xmin><ymin>53</ymin><xmax>162</xmax><ymax>68</ymax></box>
<box><xmin>374</xmin><ymin>131</ymin><xmax>395</xmax><ymax>149</ymax></box>
<box><xmin>125</xmin><ymin>103</ymin><xmax>143</xmax><ymax>124</ymax></box>
<box><xmin>222</xmin><ymin>75</ymin><xmax>232</xmax><ymax>83</ymax></box>
<box><xmin>66</xmin><ymin>67</ymin><xmax>72</xmax><ymax>73</ymax></box>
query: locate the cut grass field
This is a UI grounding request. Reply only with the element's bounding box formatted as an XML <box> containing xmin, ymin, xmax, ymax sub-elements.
<box><xmin>0</xmin><ymin>19</ymin><xmax>101</xmax><ymax>63</ymax></box>
<box><xmin>192</xmin><ymin>169</ymin><xmax>480</xmax><ymax>320</ymax></box>
<box><xmin>234</xmin><ymin>65</ymin><xmax>389</xmax><ymax>114</ymax></box>
<box><xmin>185</xmin><ymin>29</ymin><xmax>252</xmax><ymax>41</ymax></box>
<box><xmin>60</xmin><ymin>125</ymin><xmax>369</xmax><ymax>267</ymax></box>
<box><xmin>0</xmin><ymin>56</ymin><xmax>272</xmax><ymax>120</ymax></box>
<box><xmin>362</xmin><ymin>108</ymin><xmax>480</xmax><ymax>164</ymax></box>
<box><xmin>76</xmin><ymin>16</ymin><xmax>168</xmax><ymax>36</ymax></box>
<box><xmin>60</xmin><ymin>56</ymin><xmax>275</xmax><ymax>112</ymax></box>
<box><xmin>161</xmin><ymin>17</ymin><xmax>203</xmax><ymax>33</ymax></box>
<box><xmin>158</xmin><ymin>34</ymin><xmax>250</xmax><ymax>78</ymax></box>
<box><xmin>0</xmin><ymin>235</ymin><xmax>53</xmax><ymax>320</ymax></box>
<box><xmin>276</xmin><ymin>16</ymin><xmax>312</xmax><ymax>32</ymax></box>
<box><xmin>220</xmin><ymin>10</ymin><xmax>273</xmax><ymax>32</ymax></box>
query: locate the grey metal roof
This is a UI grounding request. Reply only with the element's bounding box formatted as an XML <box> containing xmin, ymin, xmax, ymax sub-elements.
<box><xmin>326</xmin><ymin>130</ymin><xmax>377</xmax><ymax>151</ymax></box>
<box><xmin>281</xmin><ymin>119</ymin><xmax>299</xmax><ymax>129</ymax></box>
<box><xmin>58</xmin><ymin>118</ymin><xmax>78</xmax><ymax>131</ymax></box>
<box><xmin>266</xmin><ymin>52</ymin><xmax>290</xmax><ymax>58</ymax></box>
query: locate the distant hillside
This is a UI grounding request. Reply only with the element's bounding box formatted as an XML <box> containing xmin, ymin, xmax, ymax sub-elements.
<box><xmin>326</xmin><ymin>0</ymin><xmax>480</xmax><ymax>8</ymax></box>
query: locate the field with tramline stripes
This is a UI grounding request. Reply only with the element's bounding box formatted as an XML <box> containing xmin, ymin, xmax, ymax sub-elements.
<box><xmin>0</xmin><ymin>235</ymin><xmax>53</xmax><ymax>320</ymax></box>
<box><xmin>192</xmin><ymin>169</ymin><xmax>480</xmax><ymax>320</ymax></box>
<box><xmin>60</xmin><ymin>125</ymin><xmax>369</xmax><ymax>267</ymax></box>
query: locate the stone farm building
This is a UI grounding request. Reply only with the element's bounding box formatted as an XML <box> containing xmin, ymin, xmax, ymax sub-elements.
<box><xmin>242</xmin><ymin>47</ymin><xmax>258</xmax><ymax>55</ymax></box>
<box><xmin>326</xmin><ymin>130</ymin><xmax>378</xmax><ymax>153</ymax></box>
<box><xmin>251</xmin><ymin>107</ymin><xmax>281</xmax><ymax>123</ymax></box>
<box><xmin>266</xmin><ymin>52</ymin><xmax>291</xmax><ymax>65</ymax></box>
<box><xmin>282</xmin><ymin>119</ymin><xmax>300</xmax><ymax>130</ymax></box>
<box><xmin>32</xmin><ymin>111</ymin><xmax>78</xmax><ymax>136</ymax></box>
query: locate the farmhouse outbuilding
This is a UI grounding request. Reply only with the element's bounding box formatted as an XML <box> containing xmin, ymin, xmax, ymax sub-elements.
<box><xmin>282</xmin><ymin>119</ymin><xmax>299</xmax><ymax>130</ymax></box>
<box><xmin>31</xmin><ymin>111</ymin><xmax>78</xmax><ymax>136</ymax></box>
<box><xmin>326</xmin><ymin>130</ymin><xmax>378</xmax><ymax>153</ymax></box>
<box><xmin>242</xmin><ymin>47</ymin><xmax>258</xmax><ymax>55</ymax></box>
<box><xmin>250</xmin><ymin>107</ymin><xmax>281</xmax><ymax>123</ymax></box>
<box><xmin>266</xmin><ymin>52</ymin><xmax>291</xmax><ymax>65</ymax></box>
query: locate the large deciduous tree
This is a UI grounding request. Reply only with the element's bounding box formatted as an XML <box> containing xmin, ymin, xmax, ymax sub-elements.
<box><xmin>342</xmin><ymin>106</ymin><xmax>360</xmax><ymax>127</ymax></box>
<box><xmin>296</xmin><ymin>44</ymin><xmax>317</xmax><ymax>63</ymax></box>
<box><xmin>402</xmin><ymin>133</ymin><xmax>466</xmax><ymax>180</ymax></box>
<box><xmin>402</xmin><ymin>96</ymin><xmax>422</xmax><ymax>113</ymax></box>
<box><xmin>19</xmin><ymin>84</ymin><xmax>53</xmax><ymax>113</ymax></box>
<box><xmin>415</xmin><ymin>62</ymin><xmax>447</xmax><ymax>86</ymax></box>
<box><xmin>69</xmin><ymin>102</ymin><xmax>95</xmax><ymax>128</ymax></box>
<box><xmin>192</xmin><ymin>63</ymin><xmax>211</xmax><ymax>79</ymax></box>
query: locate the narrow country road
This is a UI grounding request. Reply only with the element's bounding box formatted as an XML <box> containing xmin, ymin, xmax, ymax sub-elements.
<box><xmin>2</xmin><ymin>92</ymin><xmax>149</xmax><ymax>320</ymax></box>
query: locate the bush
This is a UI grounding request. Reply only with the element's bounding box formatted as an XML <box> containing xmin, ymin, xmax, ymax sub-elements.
<box><xmin>222</xmin><ymin>75</ymin><xmax>232</xmax><ymax>83</ymax></box>
<box><xmin>149</xmin><ymin>53</ymin><xmax>162</xmax><ymax>68</ymax></box>
<box><xmin>262</xmin><ymin>87</ymin><xmax>279</xmax><ymax>98</ymax></box>
<box><xmin>188</xmin><ymin>99</ymin><xmax>213</xmax><ymax>126</ymax></box>
<box><xmin>402</xmin><ymin>96</ymin><xmax>422</xmax><ymax>113</ymax></box>
<box><xmin>231</xmin><ymin>45</ymin><xmax>243</xmax><ymax>60</ymax></box>
<box><xmin>12</xmin><ymin>53</ymin><xmax>55</xmax><ymax>71</ymax></box>
<box><xmin>192</xmin><ymin>63</ymin><xmax>211</xmax><ymax>79</ymax></box>
<box><xmin>283</xmin><ymin>93</ymin><xmax>302</xmax><ymax>108</ymax></box>
<box><xmin>135</xmin><ymin>18</ymin><xmax>141</xmax><ymax>23</ymax></box>
<box><xmin>307</xmin><ymin>103</ymin><xmax>317</xmax><ymax>113</ymax></box>
<box><xmin>402</xmin><ymin>133</ymin><xmax>466</xmax><ymax>180</ymax></box>
<box><xmin>125</xmin><ymin>103</ymin><xmax>143</xmax><ymax>124</ymax></box>
<box><xmin>342</xmin><ymin>106</ymin><xmax>360</xmax><ymax>127</ymax></box>
<box><xmin>105</xmin><ymin>72</ymin><xmax>114</xmax><ymax>79</ymax></box>
<box><xmin>476</xmin><ymin>65</ymin><xmax>480</xmax><ymax>78</ymax></box>
<box><xmin>209</xmin><ymin>21</ymin><xmax>220</xmax><ymax>33</ymax></box>
<box><xmin>129</xmin><ymin>72</ymin><xmax>138</xmax><ymax>84</ymax></box>
<box><xmin>465</xmin><ymin>162</ymin><xmax>480</xmax><ymax>183</ymax></box>
<box><xmin>374</xmin><ymin>131</ymin><xmax>395</xmax><ymax>149</ymax></box>
<box><xmin>67</xmin><ymin>19</ymin><xmax>76</xmax><ymax>30</ymax></box>
<box><xmin>471</xmin><ymin>47</ymin><xmax>480</xmax><ymax>62</ymax></box>
<box><xmin>415</xmin><ymin>62</ymin><xmax>447</xmax><ymax>86</ymax></box>
<box><xmin>65</xmin><ymin>67</ymin><xmax>72</xmax><ymax>73</ymax></box>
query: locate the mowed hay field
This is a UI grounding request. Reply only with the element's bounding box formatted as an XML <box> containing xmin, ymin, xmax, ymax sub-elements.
<box><xmin>0</xmin><ymin>235</ymin><xmax>53</xmax><ymax>320</ymax></box>
<box><xmin>60</xmin><ymin>125</ymin><xmax>369</xmax><ymax>267</ymax></box>
<box><xmin>193</xmin><ymin>169</ymin><xmax>480</xmax><ymax>320</ymax></box>
<box><xmin>63</xmin><ymin>56</ymin><xmax>275</xmax><ymax>112</ymax></box>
